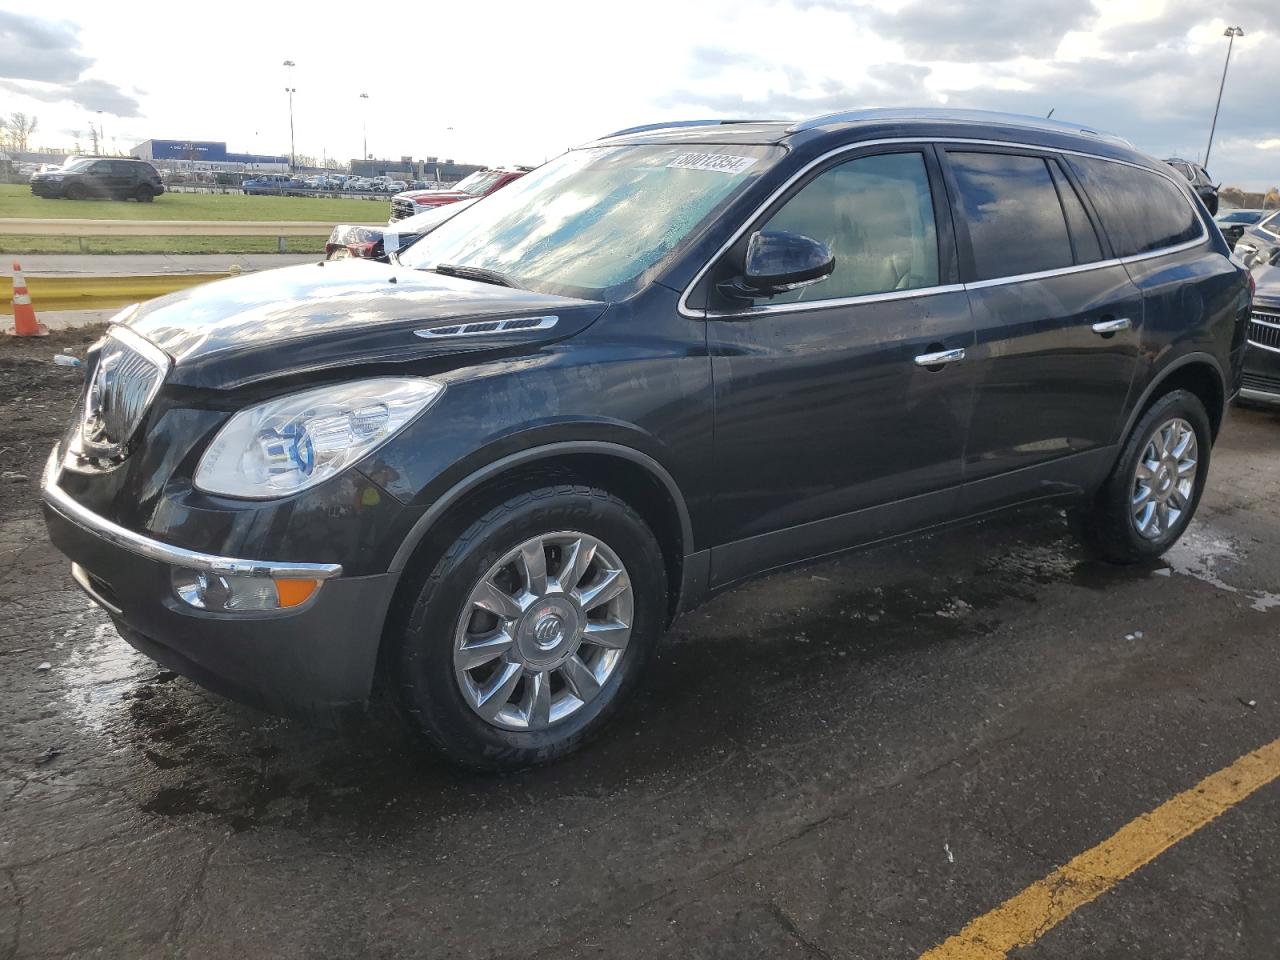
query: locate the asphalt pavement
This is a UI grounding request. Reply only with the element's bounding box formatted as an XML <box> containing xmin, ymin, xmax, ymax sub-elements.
<box><xmin>3</xmin><ymin>404</ymin><xmax>1280</xmax><ymax>958</ymax></box>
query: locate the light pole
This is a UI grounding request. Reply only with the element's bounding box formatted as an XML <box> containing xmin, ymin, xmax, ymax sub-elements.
<box><xmin>1205</xmin><ymin>26</ymin><xmax>1243</xmax><ymax>169</ymax></box>
<box><xmin>359</xmin><ymin>92</ymin><xmax>369</xmax><ymax>163</ymax></box>
<box><xmin>283</xmin><ymin>60</ymin><xmax>297</xmax><ymax>171</ymax></box>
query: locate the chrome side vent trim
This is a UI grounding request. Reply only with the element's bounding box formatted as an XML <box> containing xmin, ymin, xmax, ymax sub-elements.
<box><xmin>414</xmin><ymin>315</ymin><xmax>558</xmax><ymax>339</ymax></box>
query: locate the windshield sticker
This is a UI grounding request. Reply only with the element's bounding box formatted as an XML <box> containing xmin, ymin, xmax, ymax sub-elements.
<box><xmin>667</xmin><ymin>153</ymin><xmax>759</xmax><ymax>174</ymax></box>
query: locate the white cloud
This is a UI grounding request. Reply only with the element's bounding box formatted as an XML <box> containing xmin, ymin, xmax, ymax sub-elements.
<box><xmin>0</xmin><ymin>0</ymin><xmax>1275</xmax><ymax>188</ymax></box>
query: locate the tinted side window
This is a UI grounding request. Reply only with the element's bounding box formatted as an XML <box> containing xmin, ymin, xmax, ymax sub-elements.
<box><xmin>1067</xmin><ymin>157</ymin><xmax>1202</xmax><ymax>257</ymax></box>
<box><xmin>112</xmin><ymin>161</ymin><xmax>137</xmax><ymax>175</ymax></box>
<box><xmin>948</xmin><ymin>152</ymin><xmax>1074</xmax><ymax>281</ymax></box>
<box><xmin>1048</xmin><ymin>161</ymin><xmax>1103</xmax><ymax>264</ymax></box>
<box><xmin>762</xmin><ymin>151</ymin><xmax>940</xmax><ymax>302</ymax></box>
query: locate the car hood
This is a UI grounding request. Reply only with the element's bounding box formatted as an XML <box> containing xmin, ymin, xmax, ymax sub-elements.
<box><xmin>388</xmin><ymin>197</ymin><xmax>481</xmax><ymax>234</ymax></box>
<box><xmin>1253</xmin><ymin>261</ymin><xmax>1280</xmax><ymax>309</ymax></box>
<box><xmin>122</xmin><ymin>260</ymin><xmax>606</xmax><ymax>390</ymax></box>
<box><xmin>395</xmin><ymin>189</ymin><xmax>471</xmax><ymax>204</ymax></box>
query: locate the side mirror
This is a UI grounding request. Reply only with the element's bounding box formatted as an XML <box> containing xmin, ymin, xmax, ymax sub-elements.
<box><xmin>720</xmin><ymin>230</ymin><xmax>835</xmax><ymax>301</ymax></box>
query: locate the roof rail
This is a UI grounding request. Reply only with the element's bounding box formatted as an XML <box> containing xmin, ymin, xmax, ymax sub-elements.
<box><xmin>787</xmin><ymin>107</ymin><xmax>1133</xmax><ymax>148</ymax></box>
<box><xmin>598</xmin><ymin>119</ymin><xmax>737</xmax><ymax>139</ymax></box>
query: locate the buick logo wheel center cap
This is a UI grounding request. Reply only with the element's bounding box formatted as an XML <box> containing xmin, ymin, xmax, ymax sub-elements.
<box><xmin>534</xmin><ymin>613</ymin><xmax>566</xmax><ymax>647</ymax></box>
<box><xmin>516</xmin><ymin>597</ymin><xmax>582</xmax><ymax>667</ymax></box>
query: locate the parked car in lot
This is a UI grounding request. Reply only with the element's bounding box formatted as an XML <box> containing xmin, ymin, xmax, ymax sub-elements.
<box><xmin>1233</xmin><ymin>209</ymin><xmax>1280</xmax><ymax>268</ymax></box>
<box><xmin>1215</xmin><ymin>209</ymin><xmax>1265</xmax><ymax>249</ymax></box>
<box><xmin>40</xmin><ymin>109</ymin><xmax>1250</xmax><ymax>769</ymax></box>
<box><xmin>1165</xmin><ymin>157</ymin><xmax>1219</xmax><ymax>214</ymax></box>
<box><xmin>241</xmin><ymin>174</ymin><xmax>294</xmax><ymax>195</ymax></box>
<box><xmin>389</xmin><ymin>166</ymin><xmax>529</xmax><ymax>221</ymax></box>
<box><xmin>325</xmin><ymin>197</ymin><xmax>480</xmax><ymax>260</ymax></box>
<box><xmin>30</xmin><ymin>156</ymin><xmax>164</xmax><ymax>202</ymax></box>
<box><xmin>1240</xmin><ymin>252</ymin><xmax>1280</xmax><ymax>406</ymax></box>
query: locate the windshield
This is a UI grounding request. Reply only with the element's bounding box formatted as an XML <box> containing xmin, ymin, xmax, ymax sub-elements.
<box><xmin>454</xmin><ymin>170</ymin><xmax>504</xmax><ymax>196</ymax></box>
<box><xmin>63</xmin><ymin>158</ymin><xmax>96</xmax><ymax>171</ymax></box>
<box><xmin>399</xmin><ymin>143</ymin><xmax>782</xmax><ymax>299</ymax></box>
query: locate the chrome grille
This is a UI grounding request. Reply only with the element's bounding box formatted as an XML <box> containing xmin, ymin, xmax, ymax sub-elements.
<box><xmin>80</xmin><ymin>328</ymin><xmax>170</xmax><ymax>460</ymax></box>
<box><xmin>389</xmin><ymin>198</ymin><xmax>417</xmax><ymax>221</ymax></box>
<box><xmin>1248</xmin><ymin>310</ymin><xmax>1280</xmax><ymax>353</ymax></box>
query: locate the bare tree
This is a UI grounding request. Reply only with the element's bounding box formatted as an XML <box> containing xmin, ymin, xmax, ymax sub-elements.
<box><xmin>6</xmin><ymin>113</ymin><xmax>38</xmax><ymax>152</ymax></box>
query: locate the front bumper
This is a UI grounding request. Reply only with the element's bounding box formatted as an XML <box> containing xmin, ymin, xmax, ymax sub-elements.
<box><xmin>1241</xmin><ymin>306</ymin><xmax>1280</xmax><ymax>406</ymax></box>
<box><xmin>42</xmin><ymin>453</ymin><xmax>396</xmax><ymax>720</ymax></box>
<box><xmin>31</xmin><ymin>181</ymin><xmax>65</xmax><ymax>198</ymax></box>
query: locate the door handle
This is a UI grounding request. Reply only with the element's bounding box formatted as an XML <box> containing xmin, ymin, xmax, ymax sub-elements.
<box><xmin>1091</xmin><ymin>317</ymin><xmax>1132</xmax><ymax>334</ymax></box>
<box><xmin>914</xmin><ymin>347</ymin><xmax>966</xmax><ymax>368</ymax></box>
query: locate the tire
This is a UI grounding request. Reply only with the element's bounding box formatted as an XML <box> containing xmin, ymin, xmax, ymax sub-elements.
<box><xmin>396</xmin><ymin>485</ymin><xmax>667</xmax><ymax>771</ymax></box>
<box><xmin>1079</xmin><ymin>388</ymin><xmax>1211</xmax><ymax>564</ymax></box>
<box><xmin>65</xmin><ymin>182</ymin><xmax>88</xmax><ymax>200</ymax></box>
<box><xmin>135</xmin><ymin>186</ymin><xmax>154</xmax><ymax>202</ymax></box>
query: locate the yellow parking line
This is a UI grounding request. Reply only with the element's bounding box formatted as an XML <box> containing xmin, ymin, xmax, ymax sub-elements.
<box><xmin>920</xmin><ymin>736</ymin><xmax>1280</xmax><ymax>960</ymax></box>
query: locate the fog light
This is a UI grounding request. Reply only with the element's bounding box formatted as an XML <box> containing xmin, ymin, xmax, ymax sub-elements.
<box><xmin>172</xmin><ymin>569</ymin><xmax>320</xmax><ymax>611</ymax></box>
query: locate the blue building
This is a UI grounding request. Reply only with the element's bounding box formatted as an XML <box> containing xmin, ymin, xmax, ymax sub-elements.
<box><xmin>130</xmin><ymin>139</ymin><xmax>288</xmax><ymax>171</ymax></box>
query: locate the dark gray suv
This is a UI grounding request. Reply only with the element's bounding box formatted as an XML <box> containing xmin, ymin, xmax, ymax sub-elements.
<box><xmin>41</xmin><ymin>109</ymin><xmax>1251</xmax><ymax>769</ymax></box>
<box><xmin>31</xmin><ymin>156</ymin><xmax>164</xmax><ymax>202</ymax></box>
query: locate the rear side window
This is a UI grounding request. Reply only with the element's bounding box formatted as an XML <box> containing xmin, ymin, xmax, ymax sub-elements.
<box><xmin>1048</xmin><ymin>161</ymin><xmax>1103</xmax><ymax>264</ymax></box>
<box><xmin>1067</xmin><ymin>157</ymin><xmax>1202</xmax><ymax>257</ymax></box>
<box><xmin>762</xmin><ymin>151</ymin><xmax>940</xmax><ymax>302</ymax></box>
<box><xmin>1260</xmin><ymin>212</ymin><xmax>1280</xmax><ymax>239</ymax></box>
<box><xmin>947</xmin><ymin>151</ymin><xmax>1074</xmax><ymax>281</ymax></box>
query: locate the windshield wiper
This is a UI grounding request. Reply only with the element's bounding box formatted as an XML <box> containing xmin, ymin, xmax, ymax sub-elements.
<box><xmin>432</xmin><ymin>263</ymin><xmax>522</xmax><ymax>289</ymax></box>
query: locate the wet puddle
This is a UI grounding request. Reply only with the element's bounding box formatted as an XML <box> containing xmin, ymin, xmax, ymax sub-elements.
<box><xmin>1159</xmin><ymin>525</ymin><xmax>1280</xmax><ymax>612</ymax></box>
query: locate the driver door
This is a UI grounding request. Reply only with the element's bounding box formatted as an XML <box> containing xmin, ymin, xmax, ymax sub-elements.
<box><xmin>702</xmin><ymin>146</ymin><xmax>977</xmax><ymax>585</ymax></box>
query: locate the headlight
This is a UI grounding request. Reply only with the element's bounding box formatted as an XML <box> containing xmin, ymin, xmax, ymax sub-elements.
<box><xmin>194</xmin><ymin>377</ymin><xmax>444</xmax><ymax>499</ymax></box>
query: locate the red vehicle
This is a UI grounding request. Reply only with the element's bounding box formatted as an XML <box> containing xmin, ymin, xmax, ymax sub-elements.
<box><xmin>388</xmin><ymin>166</ymin><xmax>529</xmax><ymax>221</ymax></box>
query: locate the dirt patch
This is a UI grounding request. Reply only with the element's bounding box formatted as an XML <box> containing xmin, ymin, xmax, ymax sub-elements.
<box><xmin>0</xmin><ymin>324</ymin><xmax>104</xmax><ymax>518</ymax></box>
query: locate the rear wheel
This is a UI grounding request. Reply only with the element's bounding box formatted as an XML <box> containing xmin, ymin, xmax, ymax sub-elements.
<box><xmin>1079</xmin><ymin>389</ymin><xmax>1211</xmax><ymax>563</ymax></box>
<box><xmin>396</xmin><ymin>485</ymin><xmax>666</xmax><ymax>771</ymax></box>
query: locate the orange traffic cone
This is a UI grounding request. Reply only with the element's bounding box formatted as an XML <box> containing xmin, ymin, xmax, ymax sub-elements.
<box><xmin>7</xmin><ymin>261</ymin><xmax>49</xmax><ymax>337</ymax></box>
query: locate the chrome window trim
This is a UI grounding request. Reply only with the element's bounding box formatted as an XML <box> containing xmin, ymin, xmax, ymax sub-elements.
<box><xmin>42</xmin><ymin>450</ymin><xmax>343</xmax><ymax>581</ymax></box>
<box><xmin>704</xmin><ymin>284</ymin><xmax>965</xmax><ymax>319</ymax></box>
<box><xmin>678</xmin><ymin>136</ymin><xmax>1209</xmax><ymax>320</ymax></box>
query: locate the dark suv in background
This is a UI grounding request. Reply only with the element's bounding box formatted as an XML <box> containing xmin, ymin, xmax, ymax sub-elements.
<box><xmin>30</xmin><ymin>156</ymin><xmax>164</xmax><ymax>202</ymax></box>
<box><xmin>1165</xmin><ymin>157</ymin><xmax>1218</xmax><ymax>214</ymax></box>
<box><xmin>41</xmin><ymin>109</ymin><xmax>1250</xmax><ymax>770</ymax></box>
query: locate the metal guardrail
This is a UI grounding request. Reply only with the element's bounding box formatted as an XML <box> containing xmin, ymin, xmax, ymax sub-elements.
<box><xmin>0</xmin><ymin>218</ymin><xmax>342</xmax><ymax>237</ymax></box>
<box><xmin>2</xmin><ymin>273</ymin><xmax>231</xmax><ymax>314</ymax></box>
<box><xmin>0</xmin><ymin>218</ymin><xmax>380</xmax><ymax>252</ymax></box>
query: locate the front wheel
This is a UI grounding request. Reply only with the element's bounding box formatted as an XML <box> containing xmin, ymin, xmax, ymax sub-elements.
<box><xmin>396</xmin><ymin>485</ymin><xmax>667</xmax><ymax>770</ymax></box>
<box><xmin>1078</xmin><ymin>389</ymin><xmax>1211</xmax><ymax>563</ymax></box>
<box><xmin>135</xmin><ymin>186</ymin><xmax>154</xmax><ymax>202</ymax></box>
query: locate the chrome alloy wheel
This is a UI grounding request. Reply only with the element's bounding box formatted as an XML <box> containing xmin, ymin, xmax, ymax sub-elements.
<box><xmin>453</xmin><ymin>531</ymin><xmax>634</xmax><ymax>731</ymax></box>
<box><xmin>1131</xmin><ymin>417</ymin><xmax>1198</xmax><ymax>540</ymax></box>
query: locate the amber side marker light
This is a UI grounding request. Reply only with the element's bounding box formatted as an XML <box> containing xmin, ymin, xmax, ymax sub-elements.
<box><xmin>274</xmin><ymin>578</ymin><xmax>320</xmax><ymax>608</ymax></box>
<box><xmin>172</xmin><ymin>570</ymin><xmax>323</xmax><ymax>612</ymax></box>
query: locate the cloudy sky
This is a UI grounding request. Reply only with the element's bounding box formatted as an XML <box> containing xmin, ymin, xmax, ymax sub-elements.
<box><xmin>1</xmin><ymin>0</ymin><xmax>1277</xmax><ymax>189</ymax></box>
